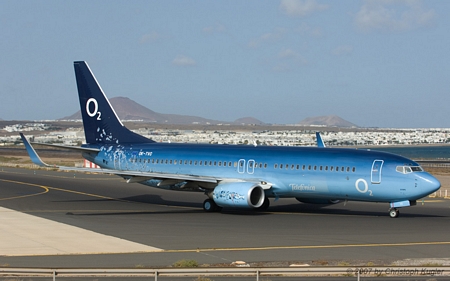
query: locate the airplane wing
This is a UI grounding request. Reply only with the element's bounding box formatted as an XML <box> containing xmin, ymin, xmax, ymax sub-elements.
<box><xmin>20</xmin><ymin>133</ymin><xmax>99</xmax><ymax>167</ymax></box>
<box><xmin>20</xmin><ymin>133</ymin><xmax>219</xmax><ymax>187</ymax></box>
<box><xmin>61</xmin><ymin>166</ymin><xmax>219</xmax><ymax>184</ymax></box>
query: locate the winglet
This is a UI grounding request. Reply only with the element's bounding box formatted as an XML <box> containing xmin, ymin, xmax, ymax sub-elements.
<box><xmin>316</xmin><ymin>132</ymin><xmax>326</xmax><ymax>148</ymax></box>
<box><xmin>20</xmin><ymin>133</ymin><xmax>51</xmax><ymax>167</ymax></box>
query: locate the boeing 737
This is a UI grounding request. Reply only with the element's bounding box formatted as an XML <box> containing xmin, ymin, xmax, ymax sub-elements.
<box><xmin>20</xmin><ymin>61</ymin><xmax>441</xmax><ymax>218</ymax></box>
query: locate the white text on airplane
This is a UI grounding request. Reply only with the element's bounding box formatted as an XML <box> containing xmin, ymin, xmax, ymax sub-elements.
<box><xmin>290</xmin><ymin>184</ymin><xmax>316</xmax><ymax>191</ymax></box>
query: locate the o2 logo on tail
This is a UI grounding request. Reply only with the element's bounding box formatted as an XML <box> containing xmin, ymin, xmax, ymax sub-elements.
<box><xmin>86</xmin><ymin>98</ymin><xmax>102</xmax><ymax>120</ymax></box>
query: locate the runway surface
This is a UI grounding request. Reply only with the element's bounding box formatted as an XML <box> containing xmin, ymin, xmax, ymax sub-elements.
<box><xmin>0</xmin><ymin>167</ymin><xmax>449</xmax><ymax>268</ymax></box>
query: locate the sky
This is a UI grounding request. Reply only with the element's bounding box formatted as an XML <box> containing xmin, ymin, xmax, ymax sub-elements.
<box><xmin>1</xmin><ymin>0</ymin><xmax>449</xmax><ymax>128</ymax></box>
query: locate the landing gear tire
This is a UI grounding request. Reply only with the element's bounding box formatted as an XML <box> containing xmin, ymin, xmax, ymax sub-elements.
<box><xmin>257</xmin><ymin>197</ymin><xmax>270</xmax><ymax>211</ymax></box>
<box><xmin>203</xmin><ymin>199</ymin><xmax>221</xmax><ymax>212</ymax></box>
<box><xmin>389</xmin><ymin>208</ymin><xmax>399</xmax><ymax>218</ymax></box>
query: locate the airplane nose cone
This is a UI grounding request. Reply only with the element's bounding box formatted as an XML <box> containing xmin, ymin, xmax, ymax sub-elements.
<box><xmin>423</xmin><ymin>173</ymin><xmax>441</xmax><ymax>194</ymax></box>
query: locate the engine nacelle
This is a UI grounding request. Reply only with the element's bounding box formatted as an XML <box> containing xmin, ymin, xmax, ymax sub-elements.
<box><xmin>213</xmin><ymin>182</ymin><xmax>265</xmax><ymax>208</ymax></box>
<box><xmin>296</xmin><ymin>198</ymin><xmax>340</xmax><ymax>204</ymax></box>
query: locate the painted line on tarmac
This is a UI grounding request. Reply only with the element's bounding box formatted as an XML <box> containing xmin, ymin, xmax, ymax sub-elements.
<box><xmin>0</xmin><ymin>178</ymin><xmax>198</xmax><ymax>212</ymax></box>
<box><xmin>0</xmin><ymin>179</ymin><xmax>49</xmax><ymax>201</ymax></box>
<box><xmin>0</xmin><ymin>168</ymin><xmax>119</xmax><ymax>181</ymax></box>
<box><xmin>0</xmin><ymin>177</ymin><xmax>137</xmax><ymax>204</ymax></box>
<box><xmin>163</xmin><ymin>241</ymin><xmax>450</xmax><ymax>253</ymax></box>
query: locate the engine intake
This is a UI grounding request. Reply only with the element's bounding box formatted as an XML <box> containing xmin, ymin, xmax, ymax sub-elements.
<box><xmin>213</xmin><ymin>182</ymin><xmax>265</xmax><ymax>208</ymax></box>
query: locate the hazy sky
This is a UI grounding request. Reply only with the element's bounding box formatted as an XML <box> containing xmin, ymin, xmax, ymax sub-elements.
<box><xmin>1</xmin><ymin>0</ymin><xmax>449</xmax><ymax>128</ymax></box>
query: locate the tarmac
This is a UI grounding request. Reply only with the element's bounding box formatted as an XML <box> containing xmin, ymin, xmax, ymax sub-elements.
<box><xmin>0</xmin><ymin>167</ymin><xmax>450</xmax><ymax>268</ymax></box>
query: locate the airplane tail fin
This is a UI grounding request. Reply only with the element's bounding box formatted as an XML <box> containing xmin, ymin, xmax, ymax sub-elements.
<box><xmin>74</xmin><ymin>61</ymin><xmax>153</xmax><ymax>145</ymax></box>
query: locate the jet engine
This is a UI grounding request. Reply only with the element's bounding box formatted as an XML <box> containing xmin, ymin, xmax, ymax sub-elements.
<box><xmin>296</xmin><ymin>198</ymin><xmax>340</xmax><ymax>204</ymax></box>
<box><xmin>213</xmin><ymin>182</ymin><xmax>265</xmax><ymax>208</ymax></box>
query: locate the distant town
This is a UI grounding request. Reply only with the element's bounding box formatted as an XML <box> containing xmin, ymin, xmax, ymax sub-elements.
<box><xmin>1</xmin><ymin>121</ymin><xmax>449</xmax><ymax>147</ymax></box>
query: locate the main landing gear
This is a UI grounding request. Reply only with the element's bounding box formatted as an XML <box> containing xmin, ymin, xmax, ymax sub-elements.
<box><xmin>203</xmin><ymin>199</ymin><xmax>222</xmax><ymax>212</ymax></box>
<box><xmin>389</xmin><ymin>208</ymin><xmax>399</xmax><ymax>218</ymax></box>
<box><xmin>202</xmin><ymin>197</ymin><xmax>270</xmax><ymax>212</ymax></box>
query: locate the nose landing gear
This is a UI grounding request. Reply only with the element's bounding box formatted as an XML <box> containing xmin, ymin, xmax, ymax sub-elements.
<box><xmin>389</xmin><ymin>208</ymin><xmax>399</xmax><ymax>218</ymax></box>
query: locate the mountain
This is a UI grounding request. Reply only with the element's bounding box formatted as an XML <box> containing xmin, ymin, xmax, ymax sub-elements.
<box><xmin>297</xmin><ymin>115</ymin><xmax>358</xmax><ymax>128</ymax></box>
<box><xmin>61</xmin><ymin>97</ymin><xmax>262</xmax><ymax>125</ymax></box>
<box><xmin>234</xmin><ymin>117</ymin><xmax>266</xmax><ymax>125</ymax></box>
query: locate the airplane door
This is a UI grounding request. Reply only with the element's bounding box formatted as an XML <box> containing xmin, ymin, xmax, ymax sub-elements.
<box><xmin>371</xmin><ymin>160</ymin><xmax>384</xmax><ymax>184</ymax></box>
<box><xmin>238</xmin><ymin>159</ymin><xmax>245</xmax><ymax>174</ymax></box>
<box><xmin>247</xmin><ymin>159</ymin><xmax>255</xmax><ymax>174</ymax></box>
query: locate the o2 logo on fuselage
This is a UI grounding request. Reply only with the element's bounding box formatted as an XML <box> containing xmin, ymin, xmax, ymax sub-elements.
<box><xmin>355</xmin><ymin>178</ymin><xmax>373</xmax><ymax>196</ymax></box>
<box><xmin>86</xmin><ymin>98</ymin><xmax>101</xmax><ymax>120</ymax></box>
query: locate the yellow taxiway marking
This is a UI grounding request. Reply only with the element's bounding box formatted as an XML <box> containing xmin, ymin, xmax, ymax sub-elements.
<box><xmin>0</xmin><ymin>178</ymin><xmax>136</xmax><ymax>203</ymax></box>
<box><xmin>0</xmin><ymin>176</ymin><xmax>138</xmax><ymax>204</ymax></box>
<box><xmin>164</xmin><ymin>241</ymin><xmax>450</xmax><ymax>253</ymax></box>
<box><xmin>0</xmin><ymin>178</ymin><xmax>197</xmax><ymax>211</ymax></box>
<box><xmin>0</xmin><ymin>168</ymin><xmax>119</xmax><ymax>181</ymax></box>
<box><xmin>0</xmin><ymin>179</ymin><xmax>49</xmax><ymax>201</ymax></box>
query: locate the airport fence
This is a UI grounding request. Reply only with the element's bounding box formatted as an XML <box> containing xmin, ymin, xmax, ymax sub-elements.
<box><xmin>0</xmin><ymin>266</ymin><xmax>449</xmax><ymax>280</ymax></box>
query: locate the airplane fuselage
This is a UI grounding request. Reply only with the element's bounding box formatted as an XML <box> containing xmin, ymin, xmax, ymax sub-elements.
<box><xmin>83</xmin><ymin>142</ymin><xmax>439</xmax><ymax>205</ymax></box>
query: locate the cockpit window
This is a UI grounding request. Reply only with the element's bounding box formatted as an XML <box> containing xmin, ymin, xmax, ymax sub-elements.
<box><xmin>396</xmin><ymin>165</ymin><xmax>423</xmax><ymax>174</ymax></box>
<box><xmin>411</xmin><ymin>166</ymin><xmax>423</xmax><ymax>172</ymax></box>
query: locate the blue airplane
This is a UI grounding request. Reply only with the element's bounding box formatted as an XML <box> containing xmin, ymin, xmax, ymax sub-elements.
<box><xmin>20</xmin><ymin>61</ymin><xmax>441</xmax><ymax>218</ymax></box>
